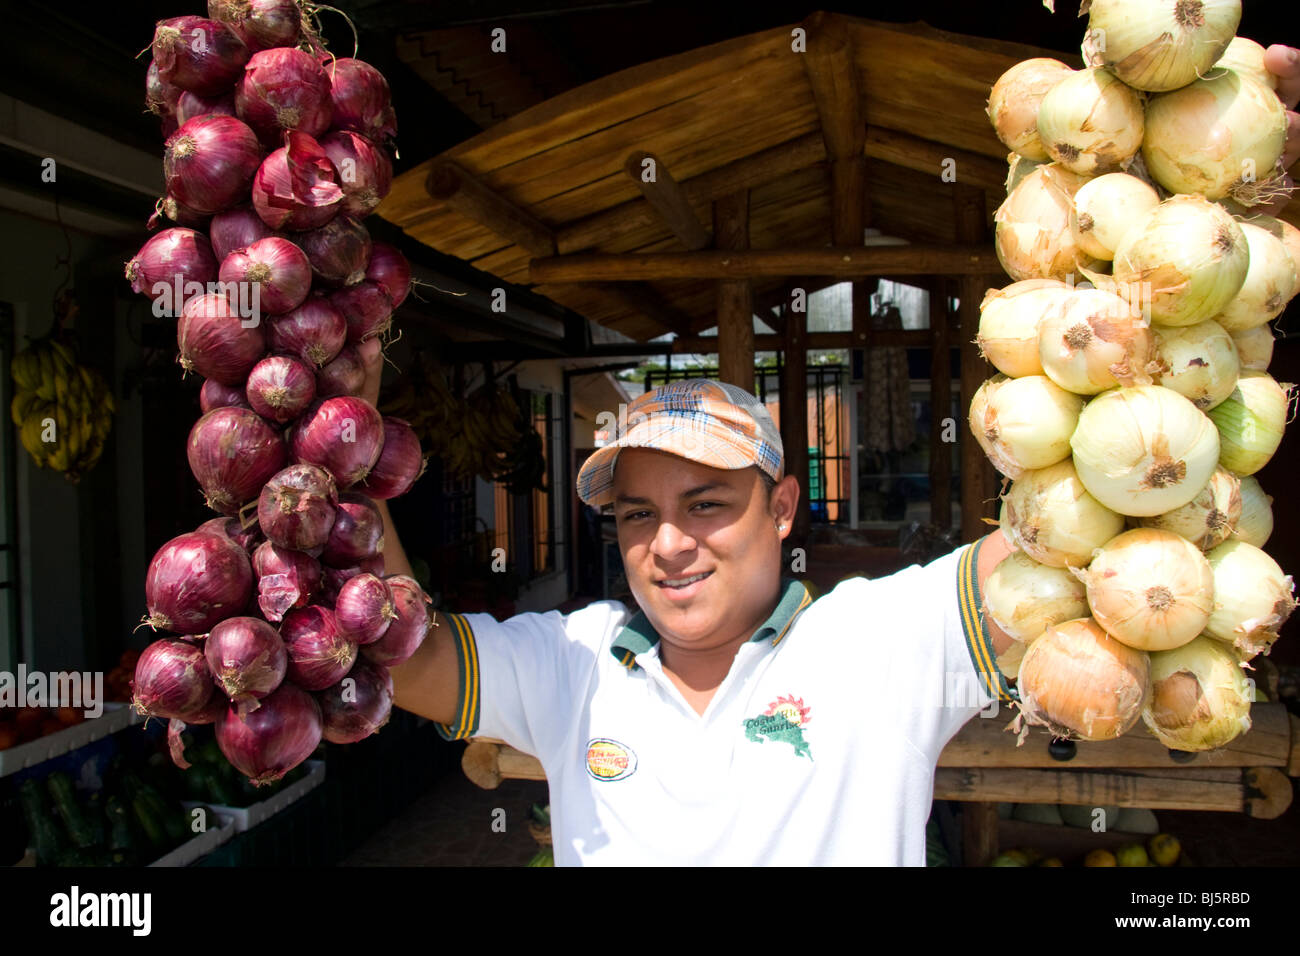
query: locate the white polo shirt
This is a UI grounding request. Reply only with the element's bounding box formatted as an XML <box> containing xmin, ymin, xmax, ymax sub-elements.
<box><xmin>435</xmin><ymin>539</ymin><xmax>1014</xmax><ymax>866</ymax></box>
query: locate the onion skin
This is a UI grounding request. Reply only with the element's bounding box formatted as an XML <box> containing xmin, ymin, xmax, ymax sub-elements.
<box><xmin>1204</xmin><ymin>539</ymin><xmax>1296</xmax><ymax>660</ymax></box>
<box><xmin>361</xmin><ymin>575</ymin><xmax>431</xmax><ymax>667</ymax></box>
<box><xmin>251</xmin><ymin>131</ymin><xmax>343</xmax><ymax>231</ymax></box>
<box><xmin>995</xmin><ymin>163</ymin><xmax>1104</xmax><ymax>283</ymax></box>
<box><xmin>969</xmin><ymin>375</ymin><xmax>1081</xmax><ymax>479</ymax></box>
<box><xmin>268</xmin><ymin>296</ymin><xmax>347</xmax><ymax>368</ymax></box>
<box><xmin>331</xmin><ymin>281</ymin><xmax>394</xmax><ymax>343</ymax></box>
<box><xmin>1036</xmin><ymin>67</ymin><xmax>1144</xmax><ymax>176</ymax></box>
<box><xmin>208</xmin><ymin>0</ymin><xmax>301</xmax><ymax>52</ymax></box>
<box><xmin>295</xmin><ymin>215</ymin><xmax>372</xmax><ymax>288</ymax></box>
<box><xmin>1069</xmin><ymin>173</ymin><xmax>1161</xmax><ymax>262</ymax></box>
<box><xmin>163</xmin><ymin>115</ymin><xmax>263</xmax><ymax>217</ymax></box>
<box><xmin>218</xmin><ymin>237</ymin><xmax>312</xmax><ymax>315</ymax></box>
<box><xmin>152</xmin><ymin>16</ymin><xmax>250</xmax><ymax>96</ymax></box>
<box><xmin>188</xmin><ymin>407</ymin><xmax>287</xmax><ymax>515</ymax></box>
<box><xmin>258</xmin><ymin>464</ymin><xmax>339</xmax><ymax>551</ymax></box>
<box><xmin>1082</xmin><ymin>0</ymin><xmax>1240</xmax><ymax>92</ymax></box>
<box><xmin>177</xmin><ymin>292</ymin><xmax>267</xmax><ymax>386</ymax></box>
<box><xmin>1138</xmin><ymin>466</ymin><xmax>1241</xmax><ymax>551</ymax></box>
<box><xmin>125</xmin><ymin>228</ymin><xmax>218</xmax><ymax>309</ymax></box>
<box><xmin>361</xmin><ymin>418</ymin><xmax>425</xmax><ymax>499</ymax></box>
<box><xmin>1206</xmin><ymin>371</ymin><xmax>1291</xmax><ymax>476</ymax></box>
<box><xmin>1142</xmin><ymin>635</ymin><xmax>1252</xmax><ymax>752</ymax></box>
<box><xmin>1213</xmin><ymin>222</ymin><xmax>1297</xmax><ymax>333</ymax></box>
<box><xmin>986</xmin><ymin>58</ymin><xmax>1075</xmax><ymax>162</ymax></box>
<box><xmin>209</xmin><ymin>206</ymin><xmax>278</xmax><ymax>262</ymax></box>
<box><xmin>216</xmin><ymin>681</ymin><xmax>322</xmax><ymax>786</ymax></box>
<box><xmin>144</xmin><ymin>530</ymin><xmax>253</xmax><ymax>635</ymax></box>
<box><xmin>132</xmin><ymin>638</ymin><xmax>218</xmax><ymax>722</ymax></box>
<box><xmin>198</xmin><ymin>516</ymin><xmax>263</xmax><ymax>555</ymax></box>
<box><xmin>327</xmin><ymin>59</ymin><xmax>397</xmax><ymax>146</ymax></box>
<box><xmin>1151</xmin><ymin>320</ymin><xmax>1240</xmax><ymax>411</ymax></box>
<box><xmin>1001</xmin><ymin>458</ymin><xmax>1125</xmax><ymax>568</ymax></box>
<box><xmin>322</xmin><ymin>493</ymin><xmax>384</xmax><ymax>566</ymax></box>
<box><xmin>1233</xmin><ymin>476</ymin><xmax>1273</xmax><ymax>548</ymax></box>
<box><xmin>1016</xmin><ymin>618</ymin><xmax>1150</xmax><ymax>742</ymax></box>
<box><xmin>176</xmin><ymin>90</ymin><xmax>237</xmax><ymax>125</ymax></box>
<box><xmin>335</xmin><ymin>573</ymin><xmax>397</xmax><ymax>645</ymax></box>
<box><xmin>1037</xmin><ymin>289</ymin><xmax>1157</xmax><ymax>395</ymax></box>
<box><xmin>290</xmin><ymin>396</ymin><xmax>386</xmax><ymax>488</ymax></box>
<box><xmin>1231</xmin><ymin>325</ymin><xmax>1274</xmax><ymax>372</ymax></box>
<box><xmin>319</xmin><ymin>131</ymin><xmax>393</xmax><ymax>220</ymax></box>
<box><xmin>317</xmin><ymin>659</ymin><xmax>393</xmax><ymax>744</ymax></box>
<box><xmin>976</xmin><ymin>279</ymin><xmax>1070</xmax><ymax>378</ymax></box>
<box><xmin>245</xmin><ymin>355</ymin><xmax>317</xmax><ymax>424</ymax></box>
<box><xmin>315</xmin><ymin>345</ymin><xmax>366</xmax><ymax>398</ymax></box>
<box><xmin>252</xmin><ymin>541</ymin><xmax>322</xmax><ymax>622</ymax></box>
<box><xmin>146</xmin><ymin>58</ymin><xmax>183</xmax><ymax>119</ymax></box>
<box><xmin>983</xmin><ymin>550</ymin><xmax>1088</xmax><ymax>644</ymax></box>
<box><xmin>365</xmin><ymin>242</ymin><xmax>412</xmax><ymax>308</ymax></box>
<box><xmin>320</xmin><ymin>554</ymin><xmax>387</xmax><ymax>604</ymax></box>
<box><xmin>204</xmin><ymin>616</ymin><xmax>287</xmax><ymax>707</ymax></box>
<box><xmin>281</xmin><ymin>606</ymin><xmax>358</xmax><ymax>691</ymax></box>
<box><xmin>235</xmin><ymin>47</ymin><xmax>334</xmax><ymax>149</ymax></box>
<box><xmin>199</xmin><ymin>378</ymin><xmax>251</xmax><ymax>413</ymax></box>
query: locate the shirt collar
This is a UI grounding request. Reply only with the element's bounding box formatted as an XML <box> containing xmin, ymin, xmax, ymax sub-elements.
<box><xmin>610</xmin><ymin>578</ymin><xmax>815</xmax><ymax>670</ymax></box>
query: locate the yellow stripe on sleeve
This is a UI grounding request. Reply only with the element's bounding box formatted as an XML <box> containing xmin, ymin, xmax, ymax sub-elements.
<box><xmin>435</xmin><ymin>613</ymin><xmax>482</xmax><ymax>741</ymax></box>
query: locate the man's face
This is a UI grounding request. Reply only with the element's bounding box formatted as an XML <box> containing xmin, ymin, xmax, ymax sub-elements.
<box><xmin>611</xmin><ymin>447</ymin><xmax>793</xmax><ymax>654</ymax></box>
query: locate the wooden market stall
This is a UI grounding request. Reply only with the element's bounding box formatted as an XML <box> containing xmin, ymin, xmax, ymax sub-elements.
<box><xmin>377</xmin><ymin>12</ymin><xmax>1300</xmax><ymax>863</ymax></box>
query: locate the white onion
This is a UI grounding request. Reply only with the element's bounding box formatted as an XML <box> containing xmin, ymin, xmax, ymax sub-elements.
<box><xmin>1112</xmin><ymin>196</ymin><xmax>1249</xmax><ymax>327</ymax></box>
<box><xmin>1070</xmin><ymin>172</ymin><xmax>1161</xmax><ymax>261</ymax></box>
<box><xmin>1142</xmin><ymin>70</ymin><xmax>1288</xmax><ymax>206</ymax></box>
<box><xmin>1151</xmin><ymin>319</ymin><xmax>1240</xmax><ymax>410</ymax></box>
<box><xmin>987</xmin><ymin>59</ymin><xmax>1077</xmax><ymax>161</ymax></box>
<box><xmin>1242</xmin><ymin>215</ymin><xmax>1300</xmax><ymax>302</ymax></box>
<box><xmin>1075</xmin><ymin>528</ymin><xmax>1214</xmax><ymax>651</ymax></box>
<box><xmin>1081</xmin><ymin>0</ymin><xmax>1240</xmax><ymax>92</ymax></box>
<box><xmin>1204</xmin><ymin>539</ymin><xmax>1296</xmax><ymax>659</ymax></box>
<box><xmin>1206</xmin><ymin>371</ymin><xmax>1291</xmax><ymax>476</ymax></box>
<box><xmin>1070</xmin><ymin>385</ymin><xmax>1221</xmax><ymax>517</ymax></box>
<box><xmin>1233</xmin><ymin>475</ymin><xmax>1273</xmax><ymax>547</ymax></box>
<box><xmin>1214</xmin><ymin>36</ymin><xmax>1277</xmax><ymax>90</ymax></box>
<box><xmin>1230</xmin><ymin>324</ymin><xmax>1273</xmax><ymax>372</ymax></box>
<box><xmin>1036</xmin><ymin>68</ymin><xmax>1145</xmax><ymax>176</ymax></box>
<box><xmin>977</xmin><ymin>279</ymin><xmax>1072</xmax><ymax>377</ymax></box>
<box><xmin>1006</xmin><ymin>153</ymin><xmax>1044</xmax><ymax>196</ymax></box>
<box><xmin>995</xmin><ymin>164</ymin><xmax>1105</xmax><ymax>283</ymax></box>
<box><xmin>1138</xmin><ymin>466</ymin><xmax>1240</xmax><ymax>551</ymax></box>
<box><xmin>1142</xmin><ymin>635</ymin><xmax>1253</xmax><ymax>752</ymax></box>
<box><xmin>1017</xmin><ymin>617</ymin><xmax>1150</xmax><ymax>741</ymax></box>
<box><xmin>984</xmin><ymin>550</ymin><xmax>1089</xmax><ymax>644</ymax></box>
<box><xmin>970</xmin><ymin>375</ymin><xmax>1083</xmax><ymax>479</ymax></box>
<box><xmin>997</xmin><ymin>638</ymin><xmax>1028</xmax><ymax>681</ymax></box>
<box><xmin>1002</xmin><ymin>459</ymin><xmax>1125</xmax><ymax>568</ymax></box>
<box><xmin>1213</xmin><ymin>222</ymin><xmax>1298</xmax><ymax>333</ymax></box>
<box><xmin>1038</xmin><ymin>288</ymin><xmax>1157</xmax><ymax>395</ymax></box>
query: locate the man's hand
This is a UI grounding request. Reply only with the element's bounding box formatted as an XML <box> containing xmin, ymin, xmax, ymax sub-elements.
<box><xmin>357</xmin><ymin>336</ymin><xmax>384</xmax><ymax>409</ymax></box>
<box><xmin>1259</xmin><ymin>44</ymin><xmax>1299</xmax><ymax>216</ymax></box>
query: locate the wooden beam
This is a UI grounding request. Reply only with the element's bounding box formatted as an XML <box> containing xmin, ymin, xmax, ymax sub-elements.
<box><xmin>426</xmin><ymin>160</ymin><xmax>557</xmax><ymax>256</ymax></box>
<box><xmin>556</xmin><ymin>133</ymin><xmax>827</xmax><ymax>254</ymax></box>
<box><xmin>673</xmin><ymin>330</ymin><xmax>931</xmax><ymax>352</ymax></box>
<box><xmin>714</xmin><ymin>191</ymin><xmax>753</xmax><ymax>391</ymax></box>
<box><xmin>531</xmin><ymin>245</ymin><xmax>1000</xmax><ymax>283</ymax></box>
<box><xmin>930</xmin><ymin>277</ymin><xmax>953</xmax><ymax>532</ymax></box>
<box><xmin>624</xmin><ymin>150</ymin><xmax>711</xmax><ymax>250</ymax></box>
<box><xmin>782</xmin><ymin>303</ymin><xmax>810</xmax><ymax>541</ymax></box>
<box><xmin>962</xmin><ymin>803</ymin><xmax>1000</xmax><ymax>868</ymax></box>
<box><xmin>865</xmin><ymin>127</ymin><xmax>1008</xmax><ymax>193</ymax></box>
<box><xmin>593</xmin><ymin>281</ymin><xmax>694</xmax><ymax>337</ymax></box>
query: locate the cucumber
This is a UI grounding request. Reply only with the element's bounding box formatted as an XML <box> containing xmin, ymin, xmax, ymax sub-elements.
<box><xmin>18</xmin><ymin>778</ymin><xmax>66</xmax><ymax>866</ymax></box>
<box><xmin>47</xmin><ymin>772</ymin><xmax>97</xmax><ymax>849</ymax></box>
<box><xmin>83</xmin><ymin>790</ymin><xmax>108</xmax><ymax>848</ymax></box>
<box><xmin>119</xmin><ymin>774</ymin><xmax>168</xmax><ymax>851</ymax></box>
<box><xmin>105</xmin><ymin>795</ymin><xmax>136</xmax><ymax>854</ymax></box>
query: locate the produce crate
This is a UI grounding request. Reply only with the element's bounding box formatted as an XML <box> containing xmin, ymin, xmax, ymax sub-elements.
<box><xmin>149</xmin><ymin>811</ymin><xmax>236</xmax><ymax>867</ymax></box>
<box><xmin>181</xmin><ymin>760</ymin><xmax>325</xmax><ymax>833</ymax></box>
<box><xmin>0</xmin><ymin>704</ymin><xmax>141</xmax><ymax>778</ymax></box>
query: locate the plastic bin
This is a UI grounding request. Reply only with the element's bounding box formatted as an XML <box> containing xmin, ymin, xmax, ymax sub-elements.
<box><xmin>181</xmin><ymin>760</ymin><xmax>325</xmax><ymax>833</ymax></box>
<box><xmin>0</xmin><ymin>704</ymin><xmax>141</xmax><ymax>778</ymax></box>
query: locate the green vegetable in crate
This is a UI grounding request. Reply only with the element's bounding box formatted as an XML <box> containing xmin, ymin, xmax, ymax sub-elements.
<box><xmin>105</xmin><ymin>794</ymin><xmax>139</xmax><ymax>866</ymax></box>
<box><xmin>47</xmin><ymin>772</ymin><xmax>98</xmax><ymax>849</ymax></box>
<box><xmin>526</xmin><ymin>848</ymin><xmax>554</xmax><ymax>867</ymax></box>
<box><xmin>19</xmin><ymin>778</ymin><xmax>67</xmax><ymax>866</ymax></box>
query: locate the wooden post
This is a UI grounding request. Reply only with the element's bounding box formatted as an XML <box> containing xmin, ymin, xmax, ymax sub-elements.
<box><xmin>930</xmin><ymin>277</ymin><xmax>952</xmax><ymax>531</ymax></box>
<box><xmin>714</xmin><ymin>191</ymin><xmax>754</xmax><ymax>391</ymax></box>
<box><xmin>954</xmin><ymin>184</ymin><xmax>999</xmax><ymax>544</ymax></box>
<box><xmin>782</xmin><ymin>297</ymin><xmax>810</xmax><ymax>542</ymax></box>
<box><xmin>962</xmin><ymin>801</ymin><xmax>1000</xmax><ymax>867</ymax></box>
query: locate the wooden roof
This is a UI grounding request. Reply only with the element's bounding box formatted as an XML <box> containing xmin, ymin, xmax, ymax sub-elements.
<box><xmin>377</xmin><ymin>13</ymin><xmax>1290</xmax><ymax>342</ymax></box>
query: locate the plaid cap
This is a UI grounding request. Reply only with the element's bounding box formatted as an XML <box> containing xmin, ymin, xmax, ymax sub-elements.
<box><xmin>576</xmin><ymin>378</ymin><xmax>784</xmax><ymax>507</ymax></box>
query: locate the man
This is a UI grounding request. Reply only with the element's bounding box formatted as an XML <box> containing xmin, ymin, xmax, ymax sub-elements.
<box><xmin>359</xmin><ymin>45</ymin><xmax>1300</xmax><ymax>865</ymax></box>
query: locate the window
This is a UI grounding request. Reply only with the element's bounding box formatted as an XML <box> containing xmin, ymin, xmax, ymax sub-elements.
<box><xmin>492</xmin><ymin>389</ymin><xmax>560</xmax><ymax>581</ymax></box>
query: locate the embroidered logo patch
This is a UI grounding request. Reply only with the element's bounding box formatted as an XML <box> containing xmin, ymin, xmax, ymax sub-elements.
<box><xmin>743</xmin><ymin>694</ymin><xmax>812</xmax><ymax>760</ymax></box>
<box><xmin>585</xmin><ymin>738</ymin><xmax>637</xmax><ymax>781</ymax></box>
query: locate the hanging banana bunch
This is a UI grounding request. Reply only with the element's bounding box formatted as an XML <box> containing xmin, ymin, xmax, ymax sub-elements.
<box><xmin>10</xmin><ymin>335</ymin><xmax>115</xmax><ymax>482</ymax></box>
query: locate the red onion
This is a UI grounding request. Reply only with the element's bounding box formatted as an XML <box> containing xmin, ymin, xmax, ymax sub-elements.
<box><xmin>209</xmin><ymin>206</ymin><xmax>277</xmax><ymax>262</ymax></box>
<box><xmin>315</xmin><ymin>345</ymin><xmax>365</xmax><ymax>397</ymax></box>
<box><xmin>252</xmin><ymin>541</ymin><xmax>322</xmax><ymax>621</ymax></box>
<box><xmin>188</xmin><ymin>407</ymin><xmax>287</xmax><ymax>514</ymax></box>
<box><xmin>281</xmin><ymin>606</ymin><xmax>358</xmax><ymax>690</ymax></box>
<box><xmin>125</xmin><ymin>228</ymin><xmax>217</xmax><ymax>314</ymax></box>
<box><xmin>199</xmin><ymin>377</ymin><xmax>250</xmax><ymax>413</ymax></box>
<box><xmin>362</xmin><ymin>418</ymin><xmax>425</xmax><ymax>500</ymax></box>
<box><xmin>268</xmin><ymin>296</ymin><xmax>347</xmax><ymax>368</ymax></box>
<box><xmin>321</xmin><ymin>554</ymin><xmax>387</xmax><ymax>603</ymax></box>
<box><xmin>322</xmin><ymin>493</ymin><xmax>384</xmax><ymax>566</ymax></box>
<box><xmin>198</xmin><ymin>515</ymin><xmax>263</xmax><ymax>554</ymax></box>
<box><xmin>177</xmin><ymin>292</ymin><xmax>267</xmax><ymax>385</ymax></box>
<box><xmin>176</xmin><ymin>90</ymin><xmax>237</xmax><ymax>125</ymax></box>
<box><xmin>219</xmin><ymin>236</ymin><xmax>311</xmax><ymax>315</ymax></box>
<box><xmin>290</xmin><ymin>396</ymin><xmax>385</xmax><ymax>487</ymax></box>
<box><xmin>319</xmin><ymin>131</ymin><xmax>392</xmax><ymax>220</ymax></box>
<box><xmin>362</xmin><ymin>575</ymin><xmax>431</xmax><ymax>667</ymax></box>
<box><xmin>146</xmin><ymin>58</ymin><xmax>182</xmax><ymax>119</ymax></box>
<box><xmin>205</xmin><ymin>616</ymin><xmax>287</xmax><ymax>706</ymax></box>
<box><xmin>258</xmin><ymin>463</ymin><xmax>338</xmax><ymax>550</ymax></box>
<box><xmin>252</xmin><ymin>131</ymin><xmax>343</xmax><ymax>230</ymax></box>
<box><xmin>163</xmin><ymin>115</ymin><xmax>262</xmax><ymax>216</ymax></box>
<box><xmin>365</xmin><ymin>242</ymin><xmax>411</xmax><ymax>308</ymax></box>
<box><xmin>144</xmin><ymin>530</ymin><xmax>253</xmax><ymax>635</ymax></box>
<box><xmin>148</xmin><ymin>195</ymin><xmax>212</xmax><ymax>233</ymax></box>
<box><xmin>294</xmin><ymin>215</ymin><xmax>372</xmax><ymax>287</ymax></box>
<box><xmin>317</xmin><ymin>659</ymin><xmax>393</xmax><ymax>744</ymax></box>
<box><xmin>246</xmin><ymin>355</ymin><xmax>316</xmax><ymax>423</ymax></box>
<box><xmin>208</xmin><ymin>0</ymin><xmax>301</xmax><ymax>52</ymax></box>
<box><xmin>331</xmin><ymin>281</ymin><xmax>393</xmax><ymax>343</ymax></box>
<box><xmin>216</xmin><ymin>681</ymin><xmax>322</xmax><ymax>786</ymax></box>
<box><xmin>152</xmin><ymin>16</ymin><xmax>249</xmax><ymax>96</ymax></box>
<box><xmin>326</xmin><ymin>58</ymin><xmax>397</xmax><ymax>146</ymax></box>
<box><xmin>335</xmin><ymin>573</ymin><xmax>396</xmax><ymax>645</ymax></box>
<box><xmin>236</xmin><ymin>48</ymin><xmax>333</xmax><ymax>148</ymax></box>
<box><xmin>132</xmin><ymin>638</ymin><xmax>217</xmax><ymax>721</ymax></box>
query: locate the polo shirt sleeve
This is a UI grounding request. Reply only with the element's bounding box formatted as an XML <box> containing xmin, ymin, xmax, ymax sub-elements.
<box><xmin>433</xmin><ymin>602</ymin><xmax>624</xmax><ymax>761</ymax></box>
